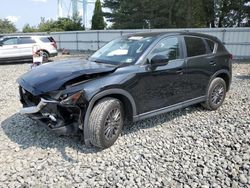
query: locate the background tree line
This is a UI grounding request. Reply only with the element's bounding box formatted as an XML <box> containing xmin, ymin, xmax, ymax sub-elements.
<box><xmin>103</xmin><ymin>0</ymin><xmax>250</xmax><ymax>29</ymax></box>
<box><xmin>0</xmin><ymin>0</ymin><xmax>249</xmax><ymax>34</ymax></box>
<box><xmin>22</xmin><ymin>14</ymin><xmax>84</xmax><ymax>33</ymax></box>
<box><xmin>0</xmin><ymin>19</ymin><xmax>17</xmax><ymax>33</ymax></box>
<box><xmin>0</xmin><ymin>15</ymin><xmax>84</xmax><ymax>34</ymax></box>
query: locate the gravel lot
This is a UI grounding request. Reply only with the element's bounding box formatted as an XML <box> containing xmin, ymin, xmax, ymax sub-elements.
<box><xmin>0</xmin><ymin>58</ymin><xmax>249</xmax><ymax>187</ymax></box>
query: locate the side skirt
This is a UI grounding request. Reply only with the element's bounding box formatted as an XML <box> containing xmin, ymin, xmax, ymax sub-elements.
<box><xmin>133</xmin><ymin>96</ymin><xmax>206</xmax><ymax>122</ymax></box>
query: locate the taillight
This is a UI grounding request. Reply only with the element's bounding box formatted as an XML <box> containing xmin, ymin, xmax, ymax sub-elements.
<box><xmin>51</xmin><ymin>42</ymin><xmax>57</xmax><ymax>49</ymax></box>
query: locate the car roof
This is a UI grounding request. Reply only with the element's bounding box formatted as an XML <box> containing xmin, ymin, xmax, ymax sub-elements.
<box><xmin>2</xmin><ymin>35</ymin><xmax>52</xmax><ymax>38</ymax></box>
<box><xmin>126</xmin><ymin>31</ymin><xmax>218</xmax><ymax>41</ymax></box>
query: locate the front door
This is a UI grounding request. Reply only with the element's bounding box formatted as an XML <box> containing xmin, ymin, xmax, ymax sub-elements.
<box><xmin>0</xmin><ymin>37</ymin><xmax>19</xmax><ymax>59</ymax></box>
<box><xmin>134</xmin><ymin>36</ymin><xmax>188</xmax><ymax>114</ymax></box>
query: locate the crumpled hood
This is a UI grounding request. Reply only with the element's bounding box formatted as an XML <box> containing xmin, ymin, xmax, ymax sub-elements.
<box><xmin>17</xmin><ymin>59</ymin><xmax>117</xmax><ymax>95</ymax></box>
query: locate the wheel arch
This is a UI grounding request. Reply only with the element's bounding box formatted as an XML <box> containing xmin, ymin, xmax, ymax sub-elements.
<box><xmin>37</xmin><ymin>49</ymin><xmax>50</xmax><ymax>56</ymax></box>
<box><xmin>83</xmin><ymin>89</ymin><xmax>137</xmax><ymax>147</ymax></box>
<box><xmin>216</xmin><ymin>72</ymin><xmax>231</xmax><ymax>92</ymax></box>
<box><xmin>209</xmin><ymin>70</ymin><xmax>231</xmax><ymax>92</ymax></box>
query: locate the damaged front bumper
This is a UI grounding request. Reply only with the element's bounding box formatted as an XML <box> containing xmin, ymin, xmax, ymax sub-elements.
<box><xmin>19</xmin><ymin>98</ymin><xmax>57</xmax><ymax>114</ymax></box>
<box><xmin>19</xmin><ymin>96</ymin><xmax>84</xmax><ymax>136</ymax></box>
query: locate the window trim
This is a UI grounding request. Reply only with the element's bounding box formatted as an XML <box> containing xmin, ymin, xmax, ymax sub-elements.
<box><xmin>205</xmin><ymin>38</ymin><xmax>218</xmax><ymax>54</ymax></box>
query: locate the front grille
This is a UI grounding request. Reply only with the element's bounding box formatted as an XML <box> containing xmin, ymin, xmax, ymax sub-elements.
<box><xmin>20</xmin><ymin>86</ymin><xmax>40</xmax><ymax>106</ymax></box>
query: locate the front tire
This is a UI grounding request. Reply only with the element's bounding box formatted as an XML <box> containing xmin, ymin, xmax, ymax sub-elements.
<box><xmin>202</xmin><ymin>77</ymin><xmax>226</xmax><ymax>110</ymax></box>
<box><xmin>88</xmin><ymin>98</ymin><xmax>124</xmax><ymax>149</ymax></box>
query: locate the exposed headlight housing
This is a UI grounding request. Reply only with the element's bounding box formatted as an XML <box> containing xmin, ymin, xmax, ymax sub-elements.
<box><xmin>60</xmin><ymin>91</ymin><xmax>84</xmax><ymax>105</ymax></box>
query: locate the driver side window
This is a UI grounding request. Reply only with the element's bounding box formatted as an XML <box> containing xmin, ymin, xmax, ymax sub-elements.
<box><xmin>149</xmin><ymin>37</ymin><xmax>180</xmax><ymax>61</ymax></box>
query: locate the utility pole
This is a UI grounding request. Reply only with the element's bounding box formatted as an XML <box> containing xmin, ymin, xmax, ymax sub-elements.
<box><xmin>57</xmin><ymin>0</ymin><xmax>63</xmax><ymax>18</ymax></box>
<box><xmin>72</xmin><ymin>0</ymin><xmax>78</xmax><ymax>17</ymax></box>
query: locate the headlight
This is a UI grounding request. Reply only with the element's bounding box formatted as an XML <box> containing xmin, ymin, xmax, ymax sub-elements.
<box><xmin>60</xmin><ymin>91</ymin><xmax>84</xmax><ymax>105</ymax></box>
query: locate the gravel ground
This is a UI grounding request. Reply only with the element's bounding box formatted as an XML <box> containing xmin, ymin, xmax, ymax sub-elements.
<box><xmin>0</xmin><ymin>58</ymin><xmax>249</xmax><ymax>187</ymax></box>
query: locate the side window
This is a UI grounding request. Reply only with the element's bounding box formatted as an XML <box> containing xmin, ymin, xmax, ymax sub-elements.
<box><xmin>2</xmin><ymin>38</ymin><xmax>18</xmax><ymax>45</ymax></box>
<box><xmin>39</xmin><ymin>37</ymin><xmax>54</xmax><ymax>43</ymax></box>
<box><xmin>149</xmin><ymin>37</ymin><xmax>180</xmax><ymax>61</ymax></box>
<box><xmin>205</xmin><ymin>39</ymin><xmax>215</xmax><ymax>53</ymax></box>
<box><xmin>19</xmin><ymin>37</ymin><xmax>36</xmax><ymax>44</ymax></box>
<box><xmin>184</xmin><ymin>37</ymin><xmax>206</xmax><ymax>57</ymax></box>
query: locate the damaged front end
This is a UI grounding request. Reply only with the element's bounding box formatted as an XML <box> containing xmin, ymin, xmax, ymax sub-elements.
<box><xmin>17</xmin><ymin>58</ymin><xmax>118</xmax><ymax>136</ymax></box>
<box><xmin>19</xmin><ymin>87</ymin><xmax>87</xmax><ymax>135</ymax></box>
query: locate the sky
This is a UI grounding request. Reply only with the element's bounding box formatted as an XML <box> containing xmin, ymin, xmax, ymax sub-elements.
<box><xmin>0</xmin><ymin>0</ymin><xmax>58</xmax><ymax>31</ymax></box>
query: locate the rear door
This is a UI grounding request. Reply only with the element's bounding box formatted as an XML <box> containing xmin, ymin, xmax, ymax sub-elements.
<box><xmin>183</xmin><ymin>36</ymin><xmax>216</xmax><ymax>100</ymax></box>
<box><xmin>17</xmin><ymin>37</ymin><xmax>36</xmax><ymax>57</ymax></box>
<box><xmin>0</xmin><ymin>37</ymin><xmax>19</xmax><ymax>59</ymax></box>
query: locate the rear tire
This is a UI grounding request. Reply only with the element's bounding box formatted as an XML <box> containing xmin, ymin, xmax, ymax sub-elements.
<box><xmin>202</xmin><ymin>78</ymin><xmax>226</xmax><ymax>110</ymax></box>
<box><xmin>88</xmin><ymin>98</ymin><xmax>124</xmax><ymax>149</ymax></box>
<box><xmin>41</xmin><ymin>51</ymin><xmax>49</xmax><ymax>63</ymax></box>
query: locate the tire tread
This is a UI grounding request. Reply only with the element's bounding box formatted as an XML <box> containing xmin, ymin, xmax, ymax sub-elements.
<box><xmin>202</xmin><ymin>77</ymin><xmax>226</xmax><ymax>111</ymax></box>
<box><xmin>88</xmin><ymin>98</ymin><xmax>122</xmax><ymax>148</ymax></box>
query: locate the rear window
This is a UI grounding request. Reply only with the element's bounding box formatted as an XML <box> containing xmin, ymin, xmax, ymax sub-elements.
<box><xmin>19</xmin><ymin>37</ymin><xmax>36</xmax><ymax>44</ymax></box>
<box><xmin>206</xmin><ymin>39</ymin><xmax>215</xmax><ymax>53</ymax></box>
<box><xmin>39</xmin><ymin>37</ymin><xmax>54</xmax><ymax>43</ymax></box>
<box><xmin>184</xmin><ymin>36</ymin><xmax>207</xmax><ymax>57</ymax></box>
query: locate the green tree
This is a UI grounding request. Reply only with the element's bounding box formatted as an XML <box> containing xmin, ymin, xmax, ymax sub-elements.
<box><xmin>213</xmin><ymin>0</ymin><xmax>250</xmax><ymax>27</ymax></box>
<box><xmin>22</xmin><ymin>24</ymin><xmax>38</xmax><ymax>33</ymax></box>
<box><xmin>38</xmin><ymin>17</ymin><xmax>63</xmax><ymax>32</ymax></box>
<box><xmin>0</xmin><ymin>18</ymin><xmax>17</xmax><ymax>33</ymax></box>
<box><xmin>203</xmin><ymin>0</ymin><xmax>216</xmax><ymax>27</ymax></box>
<box><xmin>104</xmin><ymin>0</ymin><xmax>149</xmax><ymax>29</ymax></box>
<box><xmin>91</xmin><ymin>0</ymin><xmax>105</xmax><ymax>30</ymax></box>
<box><xmin>103</xmin><ymin>0</ymin><xmax>207</xmax><ymax>29</ymax></box>
<box><xmin>103</xmin><ymin>0</ymin><xmax>250</xmax><ymax>28</ymax></box>
<box><xmin>22</xmin><ymin>16</ymin><xmax>85</xmax><ymax>33</ymax></box>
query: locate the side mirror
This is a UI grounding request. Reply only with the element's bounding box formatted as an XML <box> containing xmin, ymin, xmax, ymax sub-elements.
<box><xmin>150</xmin><ymin>55</ymin><xmax>169</xmax><ymax>68</ymax></box>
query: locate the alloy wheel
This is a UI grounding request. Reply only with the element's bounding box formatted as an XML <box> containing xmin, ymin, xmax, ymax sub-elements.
<box><xmin>211</xmin><ymin>84</ymin><xmax>225</xmax><ymax>105</ymax></box>
<box><xmin>104</xmin><ymin>108</ymin><xmax>122</xmax><ymax>140</ymax></box>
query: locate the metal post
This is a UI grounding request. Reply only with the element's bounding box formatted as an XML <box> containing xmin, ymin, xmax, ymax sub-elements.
<box><xmin>76</xmin><ymin>32</ymin><xmax>79</xmax><ymax>51</ymax></box>
<box><xmin>97</xmin><ymin>31</ymin><xmax>100</xmax><ymax>49</ymax></box>
<box><xmin>58</xmin><ymin>34</ymin><xmax>61</xmax><ymax>50</ymax></box>
<box><xmin>222</xmin><ymin>29</ymin><xmax>226</xmax><ymax>44</ymax></box>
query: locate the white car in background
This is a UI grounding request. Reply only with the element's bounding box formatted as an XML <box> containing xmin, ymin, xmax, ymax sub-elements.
<box><xmin>0</xmin><ymin>36</ymin><xmax>58</xmax><ymax>63</ymax></box>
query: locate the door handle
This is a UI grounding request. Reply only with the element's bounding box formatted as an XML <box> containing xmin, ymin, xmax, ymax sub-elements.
<box><xmin>209</xmin><ymin>61</ymin><xmax>216</xmax><ymax>66</ymax></box>
<box><xmin>13</xmin><ymin>46</ymin><xmax>18</xmax><ymax>48</ymax></box>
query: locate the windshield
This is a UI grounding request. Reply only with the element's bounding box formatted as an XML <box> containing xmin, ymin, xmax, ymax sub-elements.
<box><xmin>89</xmin><ymin>36</ymin><xmax>156</xmax><ymax>65</ymax></box>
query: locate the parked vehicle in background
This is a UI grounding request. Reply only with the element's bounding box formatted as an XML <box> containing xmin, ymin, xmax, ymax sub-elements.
<box><xmin>0</xmin><ymin>36</ymin><xmax>58</xmax><ymax>63</ymax></box>
<box><xmin>18</xmin><ymin>32</ymin><xmax>232</xmax><ymax>149</ymax></box>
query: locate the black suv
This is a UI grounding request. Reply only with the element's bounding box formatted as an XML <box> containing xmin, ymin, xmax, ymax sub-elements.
<box><xmin>18</xmin><ymin>32</ymin><xmax>232</xmax><ymax>148</ymax></box>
